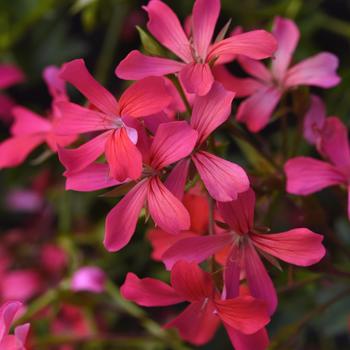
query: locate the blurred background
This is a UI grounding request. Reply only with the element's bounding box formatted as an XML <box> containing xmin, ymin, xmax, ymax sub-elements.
<box><xmin>1</xmin><ymin>0</ymin><xmax>350</xmax><ymax>349</ymax></box>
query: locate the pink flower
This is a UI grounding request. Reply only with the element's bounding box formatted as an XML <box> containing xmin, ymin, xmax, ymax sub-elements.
<box><xmin>55</xmin><ymin>59</ymin><xmax>172</xmax><ymax>181</ymax></box>
<box><xmin>66</xmin><ymin>120</ymin><xmax>198</xmax><ymax>252</ymax></box>
<box><xmin>285</xmin><ymin>116</ymin><xmax>350</xmax><ymax>218</ymax></box>
<box><xmin>0</xmin><ymin>64</ymin><xmax>25</xmax><ymax>123</ymax></box>
<box><xmin>161</xmin><ymin>188</ymin><xmax>325</xmax><ymax>315</ymax></box>
<box><xmin>215</xmin><ymin>17</ymin><xmax>340</xmax><ymax>132</ymax></box>
<box><xmin>0</xmin><ymin>301</ymin><xmax>30</xmax><ymax>350</ymax></box>
<box><xmin>115</xmin><ymin>0</ymin><xmax>277</xmax><ymax>96</ymax></box>
<box><xmin>121</xmin><ymin>261</ymin><xmax>270</xmax><ymax>346</ymax></box>
<box><xmin>0</xmin><ymin>66</ymin><xmax>76</xmax><ymax>169</ymax></box>
<box><xmin>71</xmin><ymin>266</ymin><xmax>106</xmax><ymax>293</ymax></box>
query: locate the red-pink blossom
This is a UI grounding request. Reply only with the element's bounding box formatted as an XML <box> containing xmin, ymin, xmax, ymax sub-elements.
<box><xmin>121</xmin><ymin>261</ymin><xmax>270</xmax><ymax>345</ymax></box>
<box><xmin>162</xmin><ymin>188</ymin><xmax>325</xmax><ymax>315</ymax></box>
<box><xmin>115</xmin><ymin>0</ymin><xmax>277</xmax><ymax>96</ymax></box>
<box><xmin>215</xmin><ymin>17</ymin><xmax>340</xmax><ymax>132</ymax></box>
<box><xmin>71</xmin><ymin>266</ymin><xmax>106</xmax><ymax>293</ymax></box>
<box><xmin>55</xmin><ymin>59</ymin><xmax>172</xmax><ymax>181</ymax></box>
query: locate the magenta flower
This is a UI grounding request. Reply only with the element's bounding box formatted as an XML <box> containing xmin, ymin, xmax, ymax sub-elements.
<box><xmin>115</xmin><ymin>0</ymin><xmax>277</xmax><ymax>96</ymax></box>
<box><xmin>285</xmin><ymin>115</ymin><xmax>350</xmax><ymax>218</ymax></box>
<box><xmin>65</xmin><ymin>120</ymin><xmax>198</xmax><ymax>252</ymax></box>
<box><xmin>162</xmin><ymin>188</ymin><xmax>325</xmax><ymax>314</ymax></box>
<box><xmin>0</xmin><ymin>66</ymin><xmax>76</xmax><ymax>169</ymax></box>
<box><xmin>0</xmin><ymin>301</ymin><xmax>30</xmax><ymax>349</ymax></box>
<box><xmin>0</xmin><ymin>64</ymin><xmax>25</xmax><ymax>122</ymax></box>
<box><xmin>71</xmin><ymin>266</ymin><xmax>106</xmax><ymax>293</ymax></box>
<box><xmin>121</xmin><ymin>261</ymin><xmax>270</xmax><ymax>346</ymax></box>
<box><xmin>215</xmin><ymin>17</ymin><xmax>340</xmax><ymax>132</ymax></box>
<box><xmin>55</xmin><ymin>59</ymin><xmax>172</xmax><ymax>181</ymax></box>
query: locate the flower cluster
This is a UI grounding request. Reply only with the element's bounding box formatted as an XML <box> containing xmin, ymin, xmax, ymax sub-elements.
<box><xmin>0</xmin><ymin>0</ymin><xmax>345</xmax><ymax>349</ymax></box>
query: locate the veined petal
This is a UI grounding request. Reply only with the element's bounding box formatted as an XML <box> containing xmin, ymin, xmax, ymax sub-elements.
<box><xmin>65</xmin><ymin>163</ymin><xmax>122</xmax><ymax>192</ymax></box>
<box><xmin>164</xmin><ymin>159</ymin><xmax>190</xmax><ymax>200</ymax></box>
<box><xmin>115</xmin><ymin>50</ymin><xmax>184</xmax><ymax>80</ymax></box>
<box><xmin>192</xmin><ymin>151</ymin><xmax>249</xmax><ymax>202</ymax></box>
<box><xmin>217</xmin><ymin>188</ymin><xmax>255</xmax><ymax>234</ymax></box>
<box><xmin>179</xmin><ymin>63</ymin><xmax>214</xmax><ymax>96</ymax></box>
<box><xmin>236</xmin><ymin>86</ymin><xmax>282</xmax><ymax>132</ymax></box>
<box><xmin>271</xmin><ymin>17</ymin><xmax>300</xmax><ymax>80</ymax></box>
<box><xmin>285</xmin><ymin>53</ymin><xmax>340</xmax><ymax>88</ymax></box>
<box><xmin>60</xmin><ymin>59</ymin><xmax>119</xmax><ymax>115</ymax></box>
<box><xmin>162</xmin><ymin>234</ymin><xmax>233</xmax><ymax>270</ymax></box>
<box><xmin>208</xmin><ymin>30</ymin><xmax>277</xmax><ymax>61</ymax></box>
<box><xmin>238</xmin><ymin>56</ymin><xmax>272</xmax><ymax>83</ymax></box>
<box><xmin>104</xmin><ymin>179</ymin><xmax>148</xmax><ymax>252</ymax></box>
<box><xmin>251</xmin><ymin>228</ymin><xmax>325</xmax><ymax>266</ymax></box>
<box><xmin>243</xmin><ymin>241</ymin><xmax>277</xmax><ymax>315</ymax></box>
<box><xmin>225</xmin><ymin>326</ymin><xmax>269</xmax><ymax>350</ymax></box>
<box><xmin>192</xmin><ymin>0</ymin><xmax>220</xmax><ymax>60</ymax></box>
<box><xmin>150</xmin><ymin>121</ymin><xmax>198</xmax><ymax>170</ymax></box>
<box><xmin>144</xmin><ymin>0</ymin><xmax>192</xmax><ymax>63</ymax></box>
<box><xmin>121</xmin><ymin>273</ymin><xmax>184</xmax><ymax>306</ymax></box>
<box><xmin>284</xmin><ymin>156</ymin><xmax>346</xmax><ymax>195</ymax></box>
<box><xmin>170</xmin><ymin>261</ymin><xmax>214</xmax><ymax>301</ymax></box>
<box><xmin>0</xmin><ymin>135</ymin><xmax>45</xmax><ymax>169</ymax></box>
<box><xmin>148</xmin><ymin>177</ymin><xmax>190</xmax><ymax>234</ymax></box>
<box><xmin>55</xmin><ymin>102</ymin><xmax>114</xmax><ymax>135</ymax></box>
<box><xmin>119</xmin><ymin>77</ymin><xmax>172</xmax><ymax>118</ymax></box>
<box><xmin>215</xmin><ymin>296</ymin><xmax>270</xmax><ymax>334</ymax></box>
<box><xmin>191</xmin><ymin>82</ymin><xmax>235</xmax><ymax>144</ymax></box>
<box><xmin>165</xmin><ymin>301</ymin><xmax>220</xmax><ymax>345</ymax></box>
<box><xmin>58</xmin><ymin>131</ymin><xmax>111</xmax><ymax>173</ymax></box>
<box><xmin>105</xmin><ymin>128</ymin><xmax>142</xmax><ymax>181</ymax></box>
<box><xmin>224</xmin><ymin>245</ymin><xmax>242</xmax><ymax>300</ymax></box>
<box><xmin>11</xmin><ymin>106</ymin><xmax>51</xmax><ymax>135</ymax></box>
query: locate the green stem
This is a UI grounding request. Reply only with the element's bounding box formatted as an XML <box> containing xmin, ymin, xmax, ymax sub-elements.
<box><xmin>169</xmin><ymin>75</ymin><xmax>192</xmax><ymax>116</ymax></box>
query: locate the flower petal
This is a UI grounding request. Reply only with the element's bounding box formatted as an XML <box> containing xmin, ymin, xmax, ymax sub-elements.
<box><xmin>164</xmin><ymin>159</ymin><xmax>190</xmax><ymax>200</ymax></box>
<box><xmin>224</xmin><ymin>245</ymin><xmax>242</xmax><ymax>300</ymax></box>
<box><xmin>105</xmin><ymin>128</ymin><xmax>142</xmax><ymax>181</ymax></box>
<box><xmin>104</xmin><ymin>179</ymin><xmax>148</xmax><ymax>252</ymax></box>
<box><xmin>284</xmin><ymin>156</ymin><xmax>346</xmax><ymax>195</ymax></box>
<box><xmin>65</xmin><ymin>163</ymin><xmax>122</xmax><ymax>192</ymax></box>
<box><xmin>237</xmin><ymin>56</ymin><xmax>272</xmax><ymax>82</ymax></box>
<box><xmin>192</xmin><ymin>0</ymin><xmax>220</xmax><ymax>59</ymax></box>
<box><xmin>192</xmin><ymin>151</ymin><xmax>249</xmax><ymax>202</ymax></box>
<box><xmin>162</xmin><ymin>234</ymin><xmax>233</xmax><ymax>270</ymax></box>
<box><xmin>121</xmin><ymin>272</ymin><xmax>184</xmax><ymax>306</ymax></box>
<box><xmin>115</xmin><ymin>50</ymin><xmax>185</xmax><ymax>80</ymax></box>
<box><xmin>0</xmin><ymin>65</ymin><xmax>24</xmax><ymax>88</ymax></box>
<box><xmin>43</xmin><ymin>65</ymin><xmax>68</xmax><ymax>102</ymax></box>
<box><xmin>191</xmin><ymin>82</ymin><xmax>235</xmax><ymax>144</ymax></box>
<box><xmin>225</xmin><ymin>326</ymin><xmax>269</xmax><ymax>350</ymax></box>
<box><xmin>271</xmin><ymin>17</ymin><xmax>300</xmax><ymax>80</ymax></box>
<box><xmin>71</xmin><ymin>266</ymin><xmax>106</xmax><ymax>293</ymax></box>
<box><xmin>180</xmin><ymin>62</ymin><xmax>214</xmax><ymax>96</ymax></box>
<box><xmin>243</xmin><ymin>241</ymin><xmax>277</xmax><ymax>315</ymax></box>
<box><xmin>251</xmin><ymin>228</ymin><xmax>325</xmax><ymax>266</ymax></box>
<box><xmin>208</xmin><ymin>30</ymin><xmax>277</xmax><ymax>61</ymax></box>
<box><xmin>150</xmin><ymin>121</ymin><xmax>198</xmax><ymax>170</ymax></box>
<box><xmin>58</xmin><ymin>131</ymin><xmax>111</xmax><ymax>173</ymax></box>
<box><xmin>144</xmin><ymin>0</ymin><xmax>192</xmax><ymax>62</ymax></box>
<box><xmin>285</xmin><ymin>53</ymin><xmax>340</xmax><ymax>88</ymax></box>
<box><xmin>217</xmin><ymin>188</ymin><xmax>255</xmax><ymax>234</ymax></box>
<box><xmin>148</xmin><ymin>177</ymin><xmax>190</xmax><ymax>234</ymax></box>
<box><xmin>236</xmin><ymin>86</ymin><xmax>282</xmax><ymax>132</ymax></box>
<box><xmin>0</xmin><ymin>301</ymin><xmax>22</xmax><ymax>340</ymax></box>
<box><xmin>60</xmin><ymin>59</ymin><xmax>119</xmax><ymax>115</ymax></box>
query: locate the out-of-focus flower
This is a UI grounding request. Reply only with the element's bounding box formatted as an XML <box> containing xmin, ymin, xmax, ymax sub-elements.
<box><xmin>116</xmin><ymin>0</ymin><xmax>277</xmax><ymax>96</ymax></box>
<box><xmin>0</xmin><ymin>66</ymin><xmax>76</xmax><ymax>169</ymax></box>
<box><xmin>0</xmin><ymin>64</ymin><xmax>25</xmax><ymax>123</ymax></box>
<box><xmin>71</xmin><ymin>266</ymin><xmax>106</xmax><ymax>293</ymax></box>
<box><xmin>0</xmin><ymin>301</ymin><xmax>30</xmax><ymax>349</ymax></box>
<box><xmin>121</xmin><ymin>261</ymin><xmax>270</xmax><ymax>346</ymax></box>
<box><xmin>214</xmin><ymin>17</ymin><xmax>340</xmax><ymax>132</ymax></box>
<box><xmin>162</xmin><ymin>188</ymin><xmax>325</xmax><ymax>315</ymax></box>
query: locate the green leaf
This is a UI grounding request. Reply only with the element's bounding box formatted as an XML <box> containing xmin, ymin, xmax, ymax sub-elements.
<box><xmin>136</xmin><ymin>26</ymin><xmax>166</xmax><ymax>56</ymax></box>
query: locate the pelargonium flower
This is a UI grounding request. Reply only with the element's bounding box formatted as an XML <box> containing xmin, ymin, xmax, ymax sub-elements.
<box><xmin>285</xmin><ymin>115</ymin><xmax>350</xmax><ymax>218</ymax></box>
<box><xmin>215</xmin><ymin>16</ymin><xmax>340</xmax><ymax>132</ymax></box>
<box><xmin>0</xmin><ymin>64</ymin><xmax>24</xmax><ymax>122</ymax></box>
<box><xmin>65</xmin><ymin>120</ymin><xmax>198</xmax><ymax>252</ymax></box>
<box><xmin>115</xmin><ymin>0</ymin><xmax>277</xmax><ymax>96</ymax></box>
<box><xmin>161</xmin><ymin>188</ymin><xmax>325</xmax><ymax>314</ymax></box>
<box><xmin>0</xmin><ymin>301</ymin><xmax>30</xmax><ymax>349</ymax></box>
<box><xmin>121</xmin><ymin>261</ymin><xmax>270</xmax><ymax>346</ymax></box>
<box><xmin>0</xmin><ymin>66</ymin><xmax>76</xmax><ymax>169</ymax></box>
<box><xmin>55</xmin><ymin>59</ymin><xmax>172</xmax><ymax>181</ymax></box>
